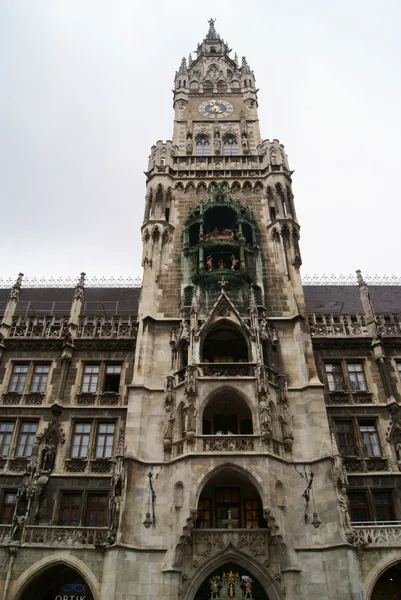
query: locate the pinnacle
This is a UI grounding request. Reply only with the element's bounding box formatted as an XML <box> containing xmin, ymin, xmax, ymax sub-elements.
<box><xmin>206</xmin><ymin>18</ymin><xmax>220</xmax><ymax>40</ymax></box>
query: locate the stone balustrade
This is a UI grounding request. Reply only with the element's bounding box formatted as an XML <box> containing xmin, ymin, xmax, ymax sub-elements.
<box><xmin>22</xmin><ymin>526</ymin><xmax>108</xmax><ymax>547</ymax></box>
<box><xmin>199</xmin><ymin>363</ymin><xmax>254</xmax><ymax>377</ymax></box>
<box><xmin>8</xmin><ymin>315</ymin><xmax>136</xmax><ymax>339</ymax></box>
<box><xmin>201</xmin><ymin>435</ymin><xmax>256</xmax><ymax>452</ymax></box>
<box><xmin>308</xmin><ymin>312</ymin><xmax>401</xmax><ymax>337</ymax></box>
<box><xmin>172</xmin><ymin>435</ymin><xmax>283</xmax><ymax>458</ymax></box>
<box><xmin>351</xmin><ymin>522</ymin><xmax>401</xmax><ymax>547</ymax></box>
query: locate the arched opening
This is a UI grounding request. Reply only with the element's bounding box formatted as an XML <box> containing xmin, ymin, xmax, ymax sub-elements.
<box><xmin>194</xmin><ymin>563</ymin><xmax>270</xmax><ymax>600</ymax></box>
<box><xmin>202</xmin><ymin>323</ymin><xmax>248</xmax><ymax>363</ymax></box>
<box><xmin>197</xmin><ymin>468</ymin><xmax>266</xmax><ymax>529</ymax></box>
<box><xmin>18</xmin><ymin>563</ymin><xmax>94</xmax><ymax>600</ymax></box>
<box><xmin>371</xmin><ymin>561</ymin><xmax>401</xmax><ymax>599</ymax></box>
<box><xmin>202</xmin><ymin>389</ymin><xmax>253</xmax><ymax>435</ymax></box>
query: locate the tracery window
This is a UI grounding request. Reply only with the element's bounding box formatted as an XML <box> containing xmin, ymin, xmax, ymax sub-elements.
<box><xmin>223</xmin><ymin>135</ymin><xmax>238</xmax><ymax>156</ymax></box>
<box><xmin>196</xmin><ymin>135</ymin><xmax>211</xmax><ymax>156</ymax></box>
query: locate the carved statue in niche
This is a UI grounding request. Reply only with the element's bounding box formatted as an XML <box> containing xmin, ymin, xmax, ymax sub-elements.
<box><xmin>259</xmin><ymin>400</ymin><xmax>272</xmax><ymax>435</ymax></box>
<box><xmin>108</xmin><ymin>455</ymin><xmax>125</xmax><ymax>543</ymax></box>
<box><xmin>214</xmin><ymin>135</ymin><xmax>221</xmax><ymax>154</ymax></box>
<box><xmin>396</xmin><ymin>441</ymin><xmax>401</xmax><ymax>462</ymax></box>
<box><xmin>185</xmin><ymin>366</ymin><xmax>197</xmax><ymax>397</ymax></box>
<box><xmin>338</xmin><ymin>485</ymin><xmax>353</xmax><ymax>532</ymax></box>
<box><xmin>280</xmin><ymin>405</ymin><xmax>293</xmax><ymax>441</ymax></box>
<box><xmin>40</xmin><ymin>439</ymin><xmax>56</xmax><ymax>472</ymax></box>
<box><xmin>270</xmin><ymin>147</ymin><xmax>277</xmax><ymax>165</ymax></box>
<box><xmin>11</xmin><ymin>514</ymin><xmax>26</xmax><ymax>542</ymax></box>
<box><xmin>277</xmin><ymin>374</ymin><xmax>288</xmax><ymax>403</ymax></box>
<box><xmin>185</xmin><ymin>399</ymin><xmax>197</xmax><ymax>433</ymax></box>
<box><xmin>164</xmin><ymin>407</ymin><xmax>175</xmax><ymax>441</ymax></box>
<box><xmin>255</xmin><ymin>364</ymin><xmax>269</xmax><ymax>401</ymax></box>
<box><xmin>259</xmin><ymin>314</ymin><xmax>269</xmax><ymax>342</ymax></box>
<box><xmin>165</xmin><ymin>375</ymin><xmax>175</xmax><ymax>406</ymax></box>
<box><xmin>186</xmin><ymin>140</ymin><xmax>193</xmax><ymax>155</ymax></box>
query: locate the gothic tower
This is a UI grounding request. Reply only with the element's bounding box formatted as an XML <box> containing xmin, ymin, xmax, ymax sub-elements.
<box><xmin>109</xmin><ymin>20</ymin><xmax>359</xmax><ymax>600</ymax></box>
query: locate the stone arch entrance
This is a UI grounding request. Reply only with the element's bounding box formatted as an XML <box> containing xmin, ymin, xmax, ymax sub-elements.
<box><xmin>371</xmin><ymin>560</ymin><xmax>401</xmax><ymax>599</ymax></box>
<box><xmin>17</xmin><ymin>563</ymin><xmax>95</xmax><ymax>600</ymax></box>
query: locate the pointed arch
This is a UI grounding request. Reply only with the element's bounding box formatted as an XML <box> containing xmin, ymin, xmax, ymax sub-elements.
<box><xmin>183</xmin><ymin>551</ymin><xmax>282</xmax><ymax>600</ymax></box>
<box><xmin>200</xmin><ymin>386</ymin><xmax>255</xmax><ymax>435</ymax></box>
<box><xmin>242</xmin><ymin>180</ymin><xmax>253</xmax><ymax>192</ymax></box>
<box><xmin>201</xmin><ymin>318</ymin><xmax>250</xmax><ymax>363</ymax></box>
<box><xmin>14</xmin><ymin>554</ymin><xmax>100</xmax><ymax>600</ymax></box>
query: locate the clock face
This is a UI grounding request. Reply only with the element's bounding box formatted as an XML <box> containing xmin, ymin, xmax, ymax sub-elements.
<box><xmin>198</xmin><ymin>99</ymin><xmax>234</xmax><ymax>119</ymax></box>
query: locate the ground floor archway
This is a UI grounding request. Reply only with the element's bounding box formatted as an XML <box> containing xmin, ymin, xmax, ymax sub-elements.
<box><xmin>371</xmin><ymin>560</ymin><xmax>401</xmax><ymax>599</ymax></box>
<box><xmin>194</xmin><ymin>563</ymin><xmax>270</xmax><ymax>600</ymax></box>
<box><xmin>18</xmin><ymin>563</ymin><xmax>94</xmax><ymax>600</ymax></box>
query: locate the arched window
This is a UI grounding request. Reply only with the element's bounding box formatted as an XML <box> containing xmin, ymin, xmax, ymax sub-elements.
<box><xmin>196</xmin><ymin>135</ymin><xmax>211</xmax><ymax>156</ymax></box>
<box><xmin>216</xmin><ymin>80</ymin><xmax>226</xmax><ymax>93</ymax></box>
<box><xmin>223</xmin><ymin>135</ymin><xmax>238</xmax><ymax>156</ymax></box>
<box><xmin>203</xmin><ymin>80</ymin><xmax>213</xmax><ymax>93</ymax></box>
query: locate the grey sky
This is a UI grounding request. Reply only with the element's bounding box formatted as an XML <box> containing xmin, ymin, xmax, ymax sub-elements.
<box><xmin>1</xmin><ymin>0</ymin><xmax>400</xmax><ymax>282</ymax></box>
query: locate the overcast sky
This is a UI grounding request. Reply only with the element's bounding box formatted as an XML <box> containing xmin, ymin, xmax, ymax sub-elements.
<box><xmin>1</xmin><ymin>0</ymin><xmax>400</xmax><ymax>283</ymax></box>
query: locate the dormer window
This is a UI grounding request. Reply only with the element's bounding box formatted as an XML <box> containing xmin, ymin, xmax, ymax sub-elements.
<box><xmin>196</xmin><ymin>135</ymin><xmax>211</xmax><ymax>156</ymax></box>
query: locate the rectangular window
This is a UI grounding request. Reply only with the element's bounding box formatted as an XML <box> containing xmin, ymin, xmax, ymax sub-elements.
<box><xmin>71</xmin><ymin>423</ymin><xmax>91</xmax><ymax>458</ymax></box>
<box><xmin>245</xmin><ymin>499</ymin><xmax>261</xmax><ymax>529</ymax></box>
<box><xmin>30</xmin><ymin>364</ymin><xmax>50</xmax><ymax>393</ymax></box>
<box><xmin>95</xmin><ymin>423</ymin><xmax>115</xmax><ymax>458</ymax></box>
<box><xmin>359</xmin><ymin>422</ymin><xmax>381</xmax><ymax>457</ymax></box>
<box><xmin>347</xmin><ymin>363</ymin><xmax>367</xmax><ymax>391</ymax></box>
<box><xmin>335</xmin><ymin>421</ymin><xmax>356</xmax><ymax>456</ymax></box>
<box><xmin>397</xmin><ymin>362</ymin><xmax>401</xmax><ymax>379</ymax></box>
<box><xmin>81</xmin><ymin>365</ymin><xmax>99</xmax><ymax>393</ymax></box>
<box><xmin>16</xmin><ymin>422</ymin><xmax>37</xmax><ymax>457</ymax></box>
<box><xmin>348</xmin><ymin>491</ymin><xmax>370</xmax><ymax>522</ymax></box>
<box><xmin>325</xmin><ymin>363</ymin><xmax>344</xmax><ymax>391</ymax></box>
<box><xmin>197</xmin><ymin>499</ymin><xmax>211</xmax><ymax>528</ymax></box>
<box><xmin>0</xmin><ymin>422</ymin><xmax>14</xmax><ymax>456</ymax></box>
<box><xmin>373</xmin><ymin>491</ymin><xmax>394</xmax><ymax>522</ymax></box>
<box><xmin>85</xmin><ymin>493</ymin><xmax>108</xmax><ymax>527</ymax></box>
<box><xmin>59</xmin><ymin>492</ymin><xmax>82</xmax><ymax>526</ymax></box>
<box><xmin>0</xmin><ymin>491</ymin><xmax>16</xmax><ymax>524</ymax></box>
<box><xmin>103</xmin><ymin>365</ymin><xmax>121</xmax><ymax>393</ymax></box>
<box><xmin>9</xmin><ymin>364</ymin><xmax>29</xmax><ymax>393</ymax></box>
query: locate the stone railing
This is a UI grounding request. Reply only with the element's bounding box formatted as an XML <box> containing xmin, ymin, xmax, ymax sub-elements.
<box><xmin>22</xmin><ymin>526</ymin><xmax>108</xmax><ymax>547</ymax></box>
<box><xmin>199</xmin><ymin>363</ymin><xmax>254</xmax><ymax>377</ymax></box>
<box><xmin>171</xmin><ymin>435</ymin><xmax>283</xmax><ymax>458</ymax></box>
<box><xmin>77</xmin><ymin>316</ymin><xmax>136</xmax><ymax>338</ymax></box>
<box><xmin>192</xmin><ymin>528</ymin><xmax>269</xmax><ymax>562</ymax></box>
<box><xmin>308</xmin><ymin>312</ymin><xmax>401</xmax><ymax>337</ymax></box>
<box><xmin>75</xmin><ymin>392</ymin><xmax>121</xmax><ymax>406</ymax></box>
<box><xmin>343</xmin><ymin>457</ymin><xmax>389</xmax><ymax>473</ymax></box>
<box><xmin>201</xmin><ymin>435</ymin><xmax>256</xmax><ymax>452</ymax></box>
<box><xmin>0</xmin><ymin>526</ymin><xmax>12</xmax><ymax>544</ymax></box>
<box><xmin>351</xmin><ymin>522</ymin><xmax>401</xmax><ymax>547</ymax></box>
<box><xmin>9</xmin><ymin>317</ymin><xmax>69</xmax><ymax>338</ymax></box>
<box><xmin>325</xmin><ymin>391</ymin><xmax>374</xmax><ymax>405</ymax></box>
<box><xmin>1</xmin><ymin>392</ymin><xmax>46</xmax><ymax>406</ymax></box>
<box><xmin>64</xmin><ymin>458</ymin><xmax>113</xmax><ymax>474</ymax></box>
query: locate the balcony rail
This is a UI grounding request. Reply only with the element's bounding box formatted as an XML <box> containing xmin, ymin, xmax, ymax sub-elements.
<box><xmin>199</xmin><ymin>363</ymin><xmax>254</xmax><ymax>377</ymax></box>
<box><xmin>343</xmin><ymin>456</ymin><xmax>389</xmax><ymax>473</ymax></box>
<box><xmin>75</xmin><ymin>392</ymin><xmax>122</xmax><ymax>406</ymax></box>
<box><xmin>325</xmin><ymin>390</ymin><xmax>374</xmax><ymax>405</ymax></box>
<box><xmin>308</xmin><ymin>312</ymin><xmax>401</xmax><ymax>337</ymax></box>
<box><xmin>350</xmin><ymin>522</ymin><xmax>401</xmax><ymax>547</ymax></box>
<box><xmin>172</xmin><ymin>435</ymin><xmax>283</xmax><ymax>458</ymax></box>
<box><xmin>8</xmin><ymin>315</ymin><xmax>136</xmax><ymax>339</ymax></box>
<box><xmin>22</xmin><ymin>526</ymin><xmax>108</xmax><ymax>547</ymax></box>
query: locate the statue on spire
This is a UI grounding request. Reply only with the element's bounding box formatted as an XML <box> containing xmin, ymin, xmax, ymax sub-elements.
<box><xmin>206</xmin><ymin>18</ymin><xmax>219</xmax><ymax>40</ymax></box>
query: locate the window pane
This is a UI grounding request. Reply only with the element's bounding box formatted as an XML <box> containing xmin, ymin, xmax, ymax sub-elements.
<box><xmin>325</xmin><ymin>364</ymin><xmax>344</xmax><ymax>391</ymax></box>
<box><xmin>347</xmin><ymin>363</ymin><xmax>367</xmax><ymax>391</ymax></box>
<box><xmin>1</xmin><ymin>491</ymin><xmax>16</xmax><ymax>524</ymax></box>
<box><xmin>81</xmin><ymin>365</ymin><xmax>99</xmax><ymax>393</ymax></box>
<box><xmin>373</xmin><ymin>491</ymin><xmax>394</xmax><ymax>521</ymax></box>
<box><xmin>9</xmin><ymin>364</ymin><xmax>29</xmax><ymax>393</ymax></box>
<box><xmin>335</xmin><ymin>421</ymin><xmax>356</xmax><ymax>455</ymax></box>
<box><xmin>348</xmin><ymin>491</ymin><xmax>370</xmax><ymax>522</ymax></box>
<box><xmin>0</xmin><ymin>422</ymin><xmax>14</xmax><ymax>456</ymax></box>
<box><xmin>95</xmin><ymin>423</ymin><xmax>115</xmax><ymax>458</ymax></box>
<box><xmin>71</xmin><ymin>423</ymin><xmax>91</xmax><ymax>458</ymax></box>
<box><xmin>31</xmin><ymin>364</ymin><xmax>50</xmax><ymax>393</ymax></box>
<box><xmin>16</xmin><ymin>422</ymin><xmax>37</xmax><ymax>456</ymax></box>
<box><xmin>59</xmin><ymin>493</ymin><xmax>82</xmax><ymax>526</ymax></box>
<box><xmin>85</xmin><ymin>494</ymin><xmax>108</xmax><ymax>527</ymax></box>
<box><xmin>359</xmin><ymin>423</ymin><xmax>381</xmax><ymax>457</ymax></box>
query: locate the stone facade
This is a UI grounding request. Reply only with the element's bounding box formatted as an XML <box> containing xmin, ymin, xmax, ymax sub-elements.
<box><xmin>0</xmin><ymin>19</ymin><xmax>401</xmax><ymax>600</ymax></box>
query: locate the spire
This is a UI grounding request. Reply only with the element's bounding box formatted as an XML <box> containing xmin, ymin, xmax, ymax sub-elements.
<box><xmin>8</xmin><ymin>272</ymin><xmax>24</xmax><ymax>303</ymax></box>
<box><xmin>206</xmin><ymin>18</ymin><xmax>220</xmax><ymax>40</ymax></box>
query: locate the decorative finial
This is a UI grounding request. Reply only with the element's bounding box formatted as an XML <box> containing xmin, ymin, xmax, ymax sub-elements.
<box><xmin>206</xmin><ymin>18</ymin><xmax>219</xmax><ymax>40</ymax></box>
<box><xmin>218</xmin><ymin>276</ymin><xmax>227</xmax><ymax>292</ymax></box>
<box><xmin>74</xmin><ymin>272</ymin><xmax>86</xmax><ymax>301</ymax></box>
<box><xmin>8</xmin><ymin>272</ymin><xmax>24</xmax><ymax>303</ymax></box>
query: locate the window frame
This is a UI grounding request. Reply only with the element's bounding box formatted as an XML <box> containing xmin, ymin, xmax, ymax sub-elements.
<box><xmin>347</xmin><ymin>362</ymin><xmax>367</xmax><ymax>392</ymax></box>
<box><xmin>15</xmin><ymin>422</ymin><xmax>38</xmax><ymax>457</ymax></box>
<box><xmin>79</xmin><ymin>362</ymin><xmax>123</xmax><ymax>396</ymax></box>
<box><xmin>359</xmin><ymin>421</ymin><xmax>381</xmax><ymax>457</ymax></box>
<box><xmin>71</xmin><ymin>422</ymin><xmax>92</xmax><ymax>458</ymax></box>
<box><xmin>94</xmin><ymin>422</ymin><xmax>115</xmax><ymax>458</ymax></box>
<box><xmin>334</xmin><ymin>420</ymin><xmax>357</xmax><ymax>456</ymax></box>
<box><xmin>30</xmin><ymin>364</ymin><xmax>50</xmax><ymax>393</ymax></box>
<box><xmin>84</xmin><ymin>492</ymin><xmax>109</xmax><ymax>527</ymax></box>
<box><xmin>324</xmin><ymin>363</ymin><xmax>345</xmax><ymax>392</ymax></box>
<box><xmin>59</xmin><ymin>491</ymin><xmax>83</xmax><ymax>526</ymax></box>
<box><xmin>0</xmin><ymin>422</ymin><xmax>15</xmax><ymax>457</ymax></box>
<box><xmin>195</xmin><ymin>135</ymin><xmax>211</xmax><ymax>157</ymax></box>
<box><xmin>0</xmin><ymin>489</ymin><xmax>17</xmax><ymax>524</ymax></box>
<box><xmin>348</xmin><ymin>488</ymin><xmax>396</xmax><ymax>524</ymax></box>
<box><xmin>8</xmin><ymin>364</ymin><xmax>29</xmax><ymax>393</ymax></box>
<box><xmin>323</xmin><ymin>359</ymin><xmax>369</xmax><ymax>395</ymax></box>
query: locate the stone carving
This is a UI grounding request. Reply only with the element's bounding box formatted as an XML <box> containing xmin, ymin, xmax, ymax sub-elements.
<box><xmin>165</xmin><ymin>375</ymin><xmax>175</xmax><ymax>406</ymax></box>
<box><xmin>255</xmin><ymin>364</ymin><xmax>269</xmax><ymax>401</ymax></box>
<box><xmin>40</xmin><ymin>440</ymin><xmax>56</xmax><ymax>472</ymax></box>
<box><xmin>185</xmin><ymin>365</ymin><xmax>197</xmax><ymax>398</ymax></box>
<box><xmin>185</xmin><ymin>399</ymin><xmax>197</xmax><ymax>433</ymax></box>
<box><xmin>186</xmin><ymin>140</ymin><xmax>193</xmax><ymax>155</ymax></box>
<box><xmin>270</xmin><ymin>147</ymin><xmax>277</xmax><ymax>165</ymax></box>
<box><xmin>217</xmin><ymin>298</ymin><xmax>231</xmax><ymax>317</ymax></box>
<box><xmin>277</xmin><ymin>374</ymin><xmax>288</xmax><ymax>403</ymax></box>
<box><xmin>107</xmin><ymin>455</ymin><xmax>125</xmax><ymax>543</ymax></box>
<box><xmin>259</xmin><ymin>400</ymin><xmax>272</xmax><ymax>438</ymax></box>
<box><xmin>163</xmin><ymin>408</ymin><xmax>175</xmax><ymax>452</ymax></box>
<box><xmin>74</xmin><ymin>272</ymin><xmax>86</xmax><ymax>301</ymax></box>
<box><xmin>8</xmin><ymin>273</ymin><xmax>24</xmax><ymax>303</ymax></box>
<box><xmin>280</xmin><ymin>405</ymin><xmax>293</xmax><ymax>450</ymax></box>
